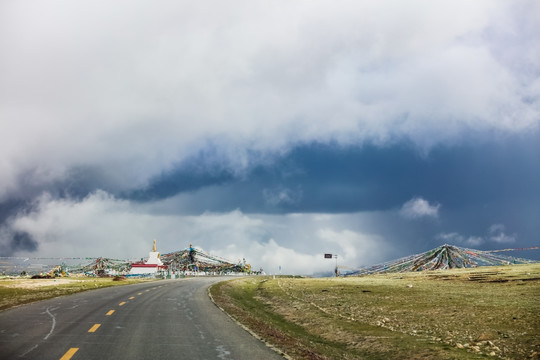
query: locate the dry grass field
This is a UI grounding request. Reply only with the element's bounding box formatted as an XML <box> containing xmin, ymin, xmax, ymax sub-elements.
<box><xmin>0</xmin><ymin>277</ymin><xmax>156</xmax><ymax>311</ymax></box>
<box><xmin>210</xmin><ymin>264</ymin><xmax>540</xmax><ymax>360</ymax></box>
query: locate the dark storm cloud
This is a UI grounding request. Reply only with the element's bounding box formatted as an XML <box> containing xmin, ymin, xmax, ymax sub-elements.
<box><xmin>0</xmin><ymin>232</ymin><xmax>38</xmax><ymax>257</ymax></box>
<box><xmin>0</xmin><ymin>199</ymin><xmax>26</xmax><ymax>224</ymax></box>
<box><xmin>128</xmin><ymin>132</ymin><xmax>539</xmax><ymax>215</ymax></box>
<box><xmin>121</xmin><ymin>133</ymin><xmax>539</xmax><ymax>261</ymax></box>
<box><xmin>129</xmin><ymin>168</ymin><xmax>234</xmax><ymax>202</ymax></box>
<box><xmin>127</xmin><ymin>154</ymin><xmax>235</xmax><ymax>201</ymax></box>
<box><xmin>10</xmin><ymin>232</ymin><xmax>38</xmax><ymax>254</ymax></box>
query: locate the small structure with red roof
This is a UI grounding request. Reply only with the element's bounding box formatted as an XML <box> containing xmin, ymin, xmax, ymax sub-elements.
<box><xmin>130</xmin><ymin>239</ymin><xmax>168</xmax><ymax>275</ymax></box>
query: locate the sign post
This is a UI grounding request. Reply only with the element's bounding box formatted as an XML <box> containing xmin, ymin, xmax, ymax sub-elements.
<box><xmin>324</xmin><ymin>253</ymin><xmax>339</xmax><ymax>277</ymax></box>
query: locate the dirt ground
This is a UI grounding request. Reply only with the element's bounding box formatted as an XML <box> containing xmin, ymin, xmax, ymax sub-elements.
<box><xmin>0</xmin><ymin>277</ymin><xmax>154</xmax><ymax>311</ymax></box>
<box><xmin>0</xmin><ymin>278</ymin><xmax>81</xmax><ymax>289</ymax></box>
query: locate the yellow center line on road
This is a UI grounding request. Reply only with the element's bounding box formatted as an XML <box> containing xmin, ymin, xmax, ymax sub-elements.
<box><xmin>119</xmin><ymin>301</ymin><xmax>126</xmax><ymax>306</ymax></box>
<box><xmin>60</xmin><ymin>348</ymin><xmax>79</xmax><ymax>360</ymax></box>
<box><xmin>106</xmin><ymin>310</ymin><xmax>115</xmax><ymax>316</ymax></box>
<box><xmin>129</xmin><ymin>296</ymin><xmax>135</xmax><ymax>299</ymax></box>
<box><xmin>145</xmin><ymin>289</ymin><xmax>150</xmax><ymax>292</ymax></box>
<box><xmin>88</xmin><ymin>324</ymin><xmax>101</xmax><ymax>333</ymax></box>
<box><xmin>137</xmin><ymin>292</ymin><xmax>142</xmax><ymax>295</ymax></box>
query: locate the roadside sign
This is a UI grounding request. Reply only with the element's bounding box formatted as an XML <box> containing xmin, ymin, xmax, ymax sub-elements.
<box><xmin>324</xmin><ymin>254</ymin><xmax>332</xmax><ymax>259</ymax></box>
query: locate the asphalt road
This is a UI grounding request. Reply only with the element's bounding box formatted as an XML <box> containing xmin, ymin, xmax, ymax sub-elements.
<box><xmin>0</xmin><ymin>277</ymin><xmax>284</xmax><ymax>360</ymax></box>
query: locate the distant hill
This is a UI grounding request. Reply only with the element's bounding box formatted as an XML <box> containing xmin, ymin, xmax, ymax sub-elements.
<box><xmin>348</xmin><ymin>244</ymin><xmax>539</xmax><ymax>275</ymax></box>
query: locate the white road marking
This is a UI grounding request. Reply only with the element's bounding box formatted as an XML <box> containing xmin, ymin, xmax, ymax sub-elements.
<box><xmin>43</xmin><ymin>307</ymin><xmax>56</xmax><ymax>340</ymax></box>
<box><xmin>216</xmin><ymin>344</ymin><xmax>231</xmax><ymax>359</ymax></box>
<box><xmin>20</xmin><ymin>344</ymin><xmax>38</xmax><ymax>357</ymax></box>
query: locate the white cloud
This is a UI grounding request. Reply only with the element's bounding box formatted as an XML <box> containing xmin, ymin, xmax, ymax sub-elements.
<box><xmin>436</xmin><ymin>232</ymin><xmax>464</xmax><ymax>244</ymax></box>
<box><xmin>489</xmin><ymin>224</ymin><xmax>506</xmax><ymax>234</ymax></box>
<box><xmin>489</xmin><ymin>233</ymin><xmax>516</xmax><ymax>244</ymax></box>
<box><xmin>216</xmin><ymin>239</ymin><xmax>327</xmax><ymax>275</ymax></box>
<box><xmin>215</xmin><ymin>228</ymin><xmax>386</xmax><ymax>274</ymax></box>
<box><xmin>400</xmin><ymin>197</ymin><xmax>440</xmax><ymax>219</ymax></box>
<box><xmin>436</xmin><ymin>223</ymin><xmax>517</xmax><ymax>248</ymax></box>
<box><xmin>0</xmin><ymin>1</ymin><xmax>539</xmax><ymax>198</ymax></box>
<box><xmin>317</xmin><ymin>228</ymin><xmax>385</xmax><ymax>265</ymax></box>
<box><xmin>488</xmin><ymin>224</ymin><xmax>516</xmax><ymax>244</ymax></box>
<box><xmin>3</xmin><ymin>191</ymin><xmax>388</xmax><ymax>274</ymax></box>
<box><xmin>9</xmin><ymin>191</ymin><xmax>157</xmax><ymax>258</ymax></box>
<box><xmin>436</xmin><ymin>233</ymin><xmax>484</xmax><ymax>247</ymax></box>
<box><xmin>465</xmin><ymin>236</ymin><xmax>485</xmax><ymax>247</ymax></box>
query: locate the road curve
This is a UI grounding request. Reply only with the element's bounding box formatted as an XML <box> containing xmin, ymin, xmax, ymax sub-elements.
<box><xmin>0</xmin><ymin>277</ymin><xmax>284</xmax><ymax>360</ymax></box>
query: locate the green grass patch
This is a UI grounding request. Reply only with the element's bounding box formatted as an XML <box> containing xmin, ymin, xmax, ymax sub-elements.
<box><xmin>210</xmin><ymin>264</ymin><xmax>540</xmax><ymax>359</ymax></box>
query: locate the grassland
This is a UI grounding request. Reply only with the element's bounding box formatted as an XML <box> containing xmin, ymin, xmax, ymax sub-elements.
<box><xmin>209</xmin><ymin>264</ymin><xmax>540</xmax><ymax>359</ymax></box>
<box><xmin>0</xmin><ymin>277</ymin><xmax>157</xmax><ymax>311</ymax></box>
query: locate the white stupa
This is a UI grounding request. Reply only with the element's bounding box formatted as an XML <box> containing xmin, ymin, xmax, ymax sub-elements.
<box><xmin>147</xmin><ymin>239</ymin><xmax>163</xmax><ymax>265</ymax></box>
<box><xmin>130</xmin><ymin>239</ymin><xmax>166</xmax><ymax>275</ymax></box>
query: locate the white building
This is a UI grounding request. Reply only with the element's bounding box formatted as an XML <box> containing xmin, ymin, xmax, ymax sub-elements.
<box><xmin>130</xmin><ymin>239</ymin><xmax>167</xmax><ymax>275</ymax></box>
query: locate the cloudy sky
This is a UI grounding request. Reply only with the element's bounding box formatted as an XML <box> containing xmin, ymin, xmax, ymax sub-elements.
<box><xmin>1</xmin><ymin>1</ymin><xmax>539</xmax><ymax>274</ymax></box>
